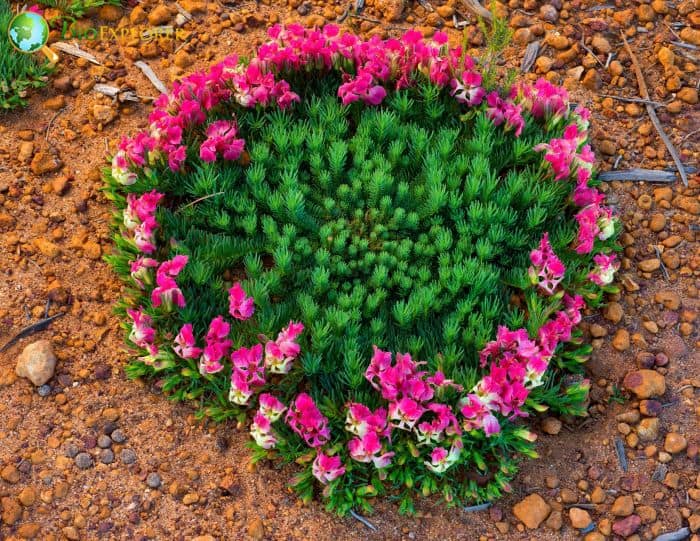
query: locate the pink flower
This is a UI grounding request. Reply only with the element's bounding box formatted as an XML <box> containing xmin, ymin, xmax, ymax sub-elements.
<box><xmin>459</xmin><ymin>394</ymin><xmax>501</xmax><ymax>436</ymax></box>
<box><xmin>207</xmin><ymin>315</ymin><xmax>231</xmax><ymax>341</ymax></box>
<box><xmin>285</xmin><ymin>393</ymin><xmax>330</xmax><ymax>448</ymax></box>
<box><xmin>168</xmin><ymin>145</ymin><xmax>187</xmax><ymax>172</ymax></box>
<box><xmin>528</xmin><ymin>233</ymin><xmax>566</xmax><ymax>295</ymax></box>
<box><xmin>365</xmin><ymin>348</ymin><xmax>434</xmax><ymax>403</ymax></box>
<box><xmin>229</xmin><ymin>369</ymin><xmax>254</xmax><ymax>405</ymax></box>
<box><xmin>345</xmin><ymin>403</ymin><xmax>390</xmax><ymax>439</ymax></box>
<box><xmin>199</xmin><ymin>120</ymin><xmax>245</xmax><ymax>162</ymax></box>
<box><xmin>338</xmin><ymin>72</ymin><xmax>387</xmax><ymax>106</ymax></box>
<box><xmin>426</xmin><ymin>371</ymin><xmax>463</xmax><ymax>392</ymax></box>
<box><xmin>264</xmin><ymin>321</ymin><xmax>304</xmax><ymax>374</ymax></box>
<box><xmin>450</xmin><ymin>70</ymin><xmax>485</xmax><ymax>106</ymax></box>
<box><xmin>151</xmin><ymin>274</ymin><xmax>186</xmax><ymax>311</ymax></box>
<box><xmin>347</xmin><ymin>432</ymin><xmax>394</xmax><ymax>469</ymax></box>
<box><xmin>388</xmin><ymin>398</ymin><xmax>426</xmax><ymax>431</ymax></box>
<box><xmin>479</xmin><ymin>326</ymin><xmax>540</xmax><ymax>369</ymax></box>
<box><xmin>564</xmin><ymin>294</ymin><xmax>585</xmax><ymax>325</ymax></box>
<box><xmin>511</xmin><ymin>78</ymin><xmax>569</xmax><ymax>120</ymax></box>
<box><xmin>415</xmin><ymin>403</ymin><xmax>461</xmax><ymax>444</ymax></box>
<box><xmin>575</xmin><ymin>204</ymin><xmax>616</xmax><ymax>254</ymax></box>
<box><xmin>112</xmin><ymin>153</ymin><xmax>137</xmax><ymax>185</ymax></box>
<box><xmin>250</xmin><ymin>412</ymin><xmax>278</xmax><ymax>449</ymax></box>
<box><xmin>535</xmin><ymin>123</ymin><xmax>593</xmax><ymax>182</ymax></box>
<box><xmin>312</xmin><ymin>451</ymin><xmax>345</xmax><ymax>484</ymax></box>
<box><xmin>424</xmin><ymin>438</ymin><xmax>463</xmax><ymax>473</ymax></box>
<box><xmin>228</xmin><ymin>282</ymin><xmax>255</xmax><ymax>320</ymax></box>
<box><xmin>151</xmin><ymin>256</ymin><xmax>188</xmax><ymax>309</ymax></box>
<box><xmin>178</xmin><ymin>100</ymin><xmax>205</xmax><ymax>126</ymax></box>
<box><xmin>173</xmin><ymin>323</ymin><xmax>202</xmax><ymax>359</ymax></box>
<box><xmin>130</xmin><ymin>257</ymin><xmax>158</xmax><ymax>288</ymax></box>
<box><xmin>535</xmin><ymin>308</ymin><xmax>579</xmax><ymax>375</ymax></box>
<box><xmin>199</xmin><ymin>316</ymin><xmax>232</xmax><ymax>375</ymax></box>
<box><xmin>157</xmin><ymin>255</ymin><xmax>188</xmax><ymax>277</ymax></box>
<box><xmin>126</xmin><ymin>307</ymin><xmax>155</xmax><ymax>349</ymax></box>
<box><xmin>258</xmin><ymin>393</ymin><xmax>286</xmax><ymax>421</ymax></box>
<box><xmin>572</xmin><ymin>181</ymin><xmax>605</xmax><ymax>207</ymax></box>
<box><xmin>588</xmin><ymin>253</ymin><xmax>619</xmax><ymax>286</ymax></box>
<box><xmin>365</xmin><ymin>346</ymin><xmax>393</xmax><ymax>389</ymax></box>
<box><xmin>133</xmin><ymin>217</ymin><xmax>159</xmax><ymax>254</ymax></box>
<box><xmin>486</xmin><ymin>93</ymin><xmax>524</xmax><ymax>136</ymax></box>
<box><xmin>231</xmin><ymin>344</ymin><xmax>265</xmax><ymax>387</ymax></box>
<box><xmin>124</xmin><ymin>192</ymin><xmax>163</xmax><ymax>232</ymax></box>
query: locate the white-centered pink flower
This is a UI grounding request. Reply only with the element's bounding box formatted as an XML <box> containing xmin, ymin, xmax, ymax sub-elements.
<box><xmin>312</xmin><ymin>450</ymin><xmax>345</xmax><ymax>484</ymax></box>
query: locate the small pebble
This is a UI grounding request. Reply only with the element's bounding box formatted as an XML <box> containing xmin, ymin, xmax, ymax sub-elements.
<box><xmin>103</xmin><ymin>421</ymin><xmax>118</xmax><ymax>435</ymax></box>
<box><xmin>37</xmin><ymin>384</ymin><xmax>51</xmax><ymax>397</ymax></box>
<box><xmin>120</xmin><ymin>449</ymin><xmax>137</xmax><ymax>465</ymax></box>
<box><xmin>74</xmin><ymin>453</ymin><xmax>93</xmax><ymax>470</ymax></box>
<box><xmin>146</xmin><ymin>472</ymin><xmax>162</xmax><ymax>488</ymax></box>
<box><xmin>100</xmin><ymin>449</ymin><xmax>115</xmax><ymax>465</ymax></box>
<box><xmin>97</xmin><ymin>435</ymin><xmax>112</xmax><ymax>449</ymax></box>
<box><xmin>111</xmin><ymin>429</ymin><xmax>127</xmax><ymax>443</ymax></box>
<box><xmin>64</xmin><ymin>443</ymin><xmax>80</xmax><ymax>458</ymax></box>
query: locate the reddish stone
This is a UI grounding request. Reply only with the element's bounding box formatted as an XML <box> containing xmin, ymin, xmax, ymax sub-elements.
<box><xmin>613</xmin><ymin>515</ymin><xmax>641</xmax><ymax>537</ymax></box>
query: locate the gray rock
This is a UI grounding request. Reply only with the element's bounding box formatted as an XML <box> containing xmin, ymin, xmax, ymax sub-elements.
<box><xmin>120</xmin><ymin>449</ymin><xmax>136</xmax><ymax>465</ymax></box>
<box><xmin>97</xmin><ymin>435</ymin><xmax>112</xmax><ymax>449</ymax></box>
<box><xmin>103</xmin><ymin>421</ymin><xmax>117</xmax><ymax>435</ymax></box>
<box><xmin>146</xmin><ymin>472</ymin><xmax>161</xmax><ymax>488</ymax></box>
<box><xmin>64</xmin><ymin>442</ymin><xmax>80</xmax><ymax>458</ymax></box>
<box><xmin>100</xmin><ymin>449</ymin><xmax>114</xmax><ymax>464</ymax></box>
<box><xmin>15</xmin><ymin>340</ymin><xmax>56</xmax><ymax>386</ymax></box>
<box><xmin>74</xmin><ymin>452</ymin><xmax>93</xmax><ymax>469</ymax></box>
<box><xmin>37</xmin><ymin>384</ymin><xmax>51</xmax><ymax>397</ymax></box>
<box><xmin>111</xmin><ymin>429</ymin><xmax>126</xmax><ymax>443</ymax></box>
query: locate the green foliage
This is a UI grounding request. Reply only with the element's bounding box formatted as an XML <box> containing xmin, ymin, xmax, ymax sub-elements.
<box><xmin>132</xmin><ymin>86</ymin><xmax>581</xmax><ymax>414</ymax></box>
<box><xmin>0</xmin><ymin>0</ymin><xmax>52</xmax><ymax>111</ymax></box>
<box><xmin>105</xmin><ymin>62</ymin><xmax>613</xmax><ymax>513</ymax></box>
<box><xmin>475</xmin><ymin>6</ymin><xmax>515</xmax><ymax>90</ymax></box>
<box><xmin>36</xmin><ymin>0</ymin><xmax>120</xmax><ymax>18</ymax></box>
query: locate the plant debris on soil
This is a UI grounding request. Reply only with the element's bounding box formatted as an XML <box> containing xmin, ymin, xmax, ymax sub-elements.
<box><xmin>0</xmin><ymin>0</ymin><xmax>698</xmax><ymax>539</ymax></box>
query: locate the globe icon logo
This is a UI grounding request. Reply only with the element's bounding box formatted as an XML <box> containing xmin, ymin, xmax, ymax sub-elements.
<box><xmin>7</xmin><ymin>11</ymin><xmax>49</xmax><ymax>53</ymax></box>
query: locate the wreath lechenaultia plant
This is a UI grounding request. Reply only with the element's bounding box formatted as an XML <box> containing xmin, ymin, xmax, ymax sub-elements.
<box><xmin>105</xmin><ymin>25</ymin><xmax>621</xmax><ymax>514</ymax></box>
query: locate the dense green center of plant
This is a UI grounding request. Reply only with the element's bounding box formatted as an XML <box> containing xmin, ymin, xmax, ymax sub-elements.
<box><xmin>158</xmin><ymin>86</ymin><xmax>573</xmax><ymax>403</ymax></box>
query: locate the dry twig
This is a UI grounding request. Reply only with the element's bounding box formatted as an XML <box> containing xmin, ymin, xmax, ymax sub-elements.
<box><xmin>94</xmin><ymin>84</ymin><xmax>140</xmax><ymax>102</ymax></box>
<box><xmin>621</xmin><ymin>33</ymin><xmax>688</xmax><ymax>186</ymax></box>
<box><xmin>654</xmin><ymin>246</ymin><xmax>670</xmax><ymax>281</ymax></box>
<box><xmin>577</xmin><ymin>26</ymin><xmax>607</xmax><ymax>69</ymax></box>
<box><xmin>349</xmin><ymin>510</ymin><xmax>377</xmax><ymax>532</ymax></box>
<box><xmin>520</xmin><ymin>41</ymin><xmax>540</xmax><ymax>73</ymax></box>
<box><xmin>51</xmin><ymin>42</ymin><xmax>100</xmax><ymax>64</ymax></box>
<box><xmin>176</xmin><ymin>191</ymin><xmax>225</xmax><ymax>212</ymax></box>
<box><xmin>653</xmin><ymin>527</ymin><xmax>691</xmax><ymax>541</ymax></box>
<box><xmin>0</xmin><ymin>313</ymin><xmax>65</xmax><ymax>353</ymax></box>
<box><xmin>174</xmin><ymin>1</ymin><xmax>194</xmax><ymax>20</ymax></box>
<box><xmin>598</xmin><ymin>168</ymin><xmax>677</xmax><ymax>183</ymax></box>
<box><xmin>463</xmin><ymin>502</ymin><xmax>491</xmax><ymax>512</ymax></box>
<box><xmin>614</xmin><ymin>437</ymin><xmax>628</xmax><ymax>472</ymax></box>
<box><xmin>670</xmin><ymin>40</ymin><xmax>700</xmax><ymax>51</ymax></box>
<box><xmin>461</xmin><ymin>0</ymin><xmax>491</xmax><ymax>22</ymax></box>
<box><xmin>565</xmin><ymin>503</ymin><xmax>597</xmax><ymax>510</ymax></box>
<box><xmin>134</xmin><ymin>61</ymin><xmax>168</xmax><ymax>95</ymax></box>
<box><xmin>45</xmin><ymin>108</ymin><xmax>65</xmax><ymax>143</ymax></box>
<box><xmin>680</xmin><ymin>128</ymin><xmax>700</xmax><ymax>146</ymax></box>
<box><xmin>598</xmin><ymin>94</ymin><xmax>666</xmax><ymax>107</ymax></box>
